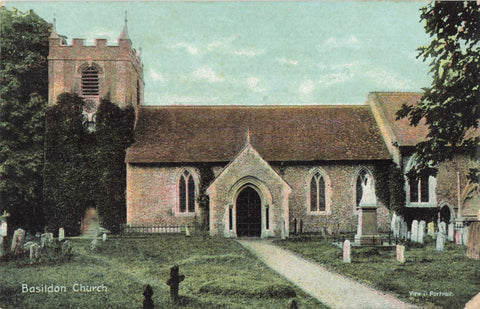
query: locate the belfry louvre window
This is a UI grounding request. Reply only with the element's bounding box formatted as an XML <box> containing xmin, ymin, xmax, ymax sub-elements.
<box><xmin>81</xmin><ymin>67</ymin><xmax>99</xmax><ymax>96</ymax></box>
<box><xmin>310</xmin><ymin>172</ymin><xmax>326</xmax><ymax>211</ymax></box>
<box><xmin>179</xmin><ymin>171</ymin><xmax>196</xmax><ymax>213</ymax></box>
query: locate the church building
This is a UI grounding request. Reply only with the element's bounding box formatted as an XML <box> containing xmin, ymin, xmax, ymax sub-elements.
<box><xmin>48</xmin><ymin>24</ymin><xmax>477</xmax><ymax>238</ymax></box>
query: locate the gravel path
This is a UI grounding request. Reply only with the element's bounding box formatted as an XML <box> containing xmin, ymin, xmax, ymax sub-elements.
<box><xmin>239</xmin><ymin>239</ymin><xmax>422</xmax><ymax>309</ymax></box>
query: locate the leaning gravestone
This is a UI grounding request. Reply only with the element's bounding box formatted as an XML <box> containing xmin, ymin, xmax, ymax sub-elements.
<box><xmin>343</xmin><ymin>240</ymin><xmax>351</xmax><ymax>263</ymax></box>
<box><xmin>396</xmin><ymin>244</ymin><xmax>405</xmax><ymax>263</ymax></box>
<box><xmin>58</xmin><ymin>228</ymin><xmax>65</xmax><ymax>242</ymax></box>
<box><xmin>436</xmin><ymin>233</ymin><xmax>445</xmax><ymax>252</ymax></box>
<box><xmin>448</xmin><ymin>223</ymin><xmax>454</xmax><ymax>242</ymax></box>
<box><xmin>411</xmin><ymin>220</ymin><xmax>419</xmax><ymax>242</ymax></box>
<box><xmin>427</xmin><ymin>222</ymin><xmax>435</xmax><ymax>237</ymax></box>
<box><xmin>11</xmin><ymin>228</ymin><xmax>26</xmax><ymax>254</ymax></box>
<box><xmin>418</xmin><ymin>221</ymin><xmax>426</xmax><ymax>244</ymax></box>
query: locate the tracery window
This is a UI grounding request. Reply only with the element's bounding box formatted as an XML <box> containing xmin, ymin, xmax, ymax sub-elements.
<box><xmin>179</xmin><ymin>170</ymin><xmax>196</xmax><ymax>213</ymax></box>
<box><xmin>310</xmin><ymin>172</ymin><xmax>326</xmax><ymax>212</ymax></box>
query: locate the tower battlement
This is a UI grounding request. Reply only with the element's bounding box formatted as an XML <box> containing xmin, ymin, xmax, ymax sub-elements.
<box><xmin>48</xmin><ymin>24</ymin><xmax>144</xmax><ymax>110</ymax></box>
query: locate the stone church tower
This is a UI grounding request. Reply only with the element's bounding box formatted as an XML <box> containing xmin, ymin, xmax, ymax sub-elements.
<box><xmin>48</xmin><ymin>18</ymin><xmax>144</xmax><ymax>130</ymax></box>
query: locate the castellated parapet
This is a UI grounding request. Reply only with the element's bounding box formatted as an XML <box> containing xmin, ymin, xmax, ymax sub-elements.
<box><xmin>48</xmin><ymin>30</ymin><xmax>144</xmax><ymax>109</ymax></box>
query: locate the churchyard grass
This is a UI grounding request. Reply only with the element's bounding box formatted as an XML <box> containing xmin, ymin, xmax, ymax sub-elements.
<box><xmin>276</xmin><ymin>235</ymin><xmax>480</xmax><ymax>309</ymax></box>
<box><xmin>0</xmin><ymin>234</ymin><xmax>327</xmax><ymax>309</ymax></box>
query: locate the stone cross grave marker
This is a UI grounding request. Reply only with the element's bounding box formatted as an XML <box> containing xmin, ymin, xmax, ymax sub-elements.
<box><xmin>448</xmin><ymin>223</ymin><xmax>454</xmax><ymax>242</ymax></box>
<box><xmin>436</xmin><ymin>232</ymin><xmax>445</xmax><ymax>252</ymax></box>
<box><xmin>58</xmin><ymin>228</ymin><xmax>65</xmax><ymax>242</ymax></box>
<box><xmin>343</xmin><ymin>240</ymin><xmax>351</xmax><ymax>263</ymax></box>
<box><xmin>166</xmin><ymin>265</ymin><xmax>185</xmax><ymax>301</ymax></box>
<box><xmin>142</xmin><ymin>284</ymin><xmax>154</xmax><ymax>309</ymax></box>
<box><xmin>396</xmin><ymin>244</ymin><xmax>405</xmax><ymax>263</ymax></box>
<box><xmin>418</xmin><ymin>221</ymin><xmax>426</xmax><ymax>244</ymax></box>
<box><xmin>427</xmin><ymin>222</ymin><xmax>435</xmax><ymax>237</ymax></box>
<box><xmin>11</xmin><ymin>228</ymin><xmax>26</xmax><ymax>254</ymax></box>
<box><xmin>411</xmin><ymin>220</ymin><xmax>419</xmax><ymax>242</ymax></box>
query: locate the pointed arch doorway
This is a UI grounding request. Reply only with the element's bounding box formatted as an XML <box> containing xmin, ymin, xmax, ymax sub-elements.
<box><xmin>236</xmin><ymin>186</ymin><xmax>262</xmax><ymax>237</ymax></box>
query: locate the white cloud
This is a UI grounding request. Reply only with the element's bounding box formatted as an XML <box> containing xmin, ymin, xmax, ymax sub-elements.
<box><xmin>365</xmin><ymin>68</ymin><xmax>415</xmax><ymax>89</ymax></box>
<box><xmin>170</xmin><ymin>42</ymin><xmax>199</xmax><ymax>55</ymax></box>
<box><xmin>245</xmin><ymin>77</ymin><xmax>266</xmax><ymax>92</ymax></box>
<box><xmin>233</xmin><ymin>48</ymin><xmax>264</xmax><ymax>57</ymax></box>
<box><xmin>299</xmin><ymin>79</ymin><xmax>315</xmax><ymax>97</ymax></box>
<box><xmin>191</xmin><ymin>66</ymin><xmax>224</xmax><ymax>83</ymax></box>
<box><xmin>149</xmin><ymin>69</ymin><xmax>166</xmax><ymax>83</ymax></box>
<box><xmin>321</xmin><ymin>35</ymin><xmax>362</xmax><ymax>49</ymax></box>
<box><xmin>276</xmin><ymin>57</ymin><xmax>298</xmax><ymax>66</ymax></box>
<box><xmin>206</xmin><ymin>37</ymin><xmax>263</xmax><ymax>57</ymax></box>
<box><xmin>317</xmin><ymin>72</ymin><xmax>352</xmax><ymax>88</ymax></box>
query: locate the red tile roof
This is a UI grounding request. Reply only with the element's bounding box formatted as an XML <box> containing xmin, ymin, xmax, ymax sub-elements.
<box><xmin>369</xmin><ymin>92</ymin><xmax>428</xmax><ymax>146</ymax></box>
<box><xmin>125</xmin><ymin>105</ymin><xmax>392</xmax><ymax>163</ymax></box>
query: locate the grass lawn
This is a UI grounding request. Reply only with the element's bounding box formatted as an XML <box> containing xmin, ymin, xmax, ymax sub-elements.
<box><xmin>275</xmin><ymin>235</ymin><xmax>480</xmax><ymax>309</ymax></box>
<box><xmin>0</xmin><ymin>234</ymin><xmax>327</xmax><ymax>309</ymax></box>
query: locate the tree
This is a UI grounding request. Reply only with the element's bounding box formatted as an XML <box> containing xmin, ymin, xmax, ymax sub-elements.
<box><xmin>44</xmin><ymin>93</ymin><xmax>97</xmax><ymax>235</ymax></box>
<box><xmin>95</xmin><ymin>98</ymin><xmax>135</xmax><ymax>233</ymax></box>
<box><xmin>0</xmin><ymin>7</ymin><xmax>50</xmax><ymax>230</ymax></box>
<box><xmin>397</xmin><ymin>2</ymin><xmax>480</xmax><ymax>179</ymax></box>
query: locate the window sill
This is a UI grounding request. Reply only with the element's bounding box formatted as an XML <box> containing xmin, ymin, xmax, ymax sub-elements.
<box><xmin>307</xmin><ymin>210</ymin><xmax>331</xmax><ymax>216</ymax></box>
<box><xmin>405</xmin><ymin>203</ymin><xmax>436</xmax><ymax>208</ymax></box>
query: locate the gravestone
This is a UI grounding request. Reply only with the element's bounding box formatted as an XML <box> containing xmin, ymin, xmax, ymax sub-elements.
<box><xmin>142</xmin><ymin>284</ymin><xmax>154</xmax><ymax>309</ymax></box>
<box><xmin>58</xmin><ymin>228</ymin><xmax>65</xmax><ymax>242</ymax></box>
<box><xmin>418</xmin><ymin>221</ymin><xmax>426</xmax><ymax>244</ymax></box>
<box><xmin>461</xmin><ymin>227</ymin><xmax>468</xmax><ymax>245</ymax></box>
<box><xmin>355</xmin><ymin>205</ymin><xmax>381</xmax><ymax>245</ymax></box>
<box><xmin>439</xmin><ymin>221</ymin><xmax>447</xmax><ymax>235</ymax></box>
<box><xmin>90</xmin><ymin>239</ymin><xmax>98</xmax><ymax>251</ymax></box>
<box><xmin>396</xmin><ymin>244</ymin><xmax>405</xmax><ymax>263</ymax></box>
<box><xmin>436</xmin><ymin>233</ymin><xmax>445</xmax><ymax>251</ymax></box>
<box><xmin>11</xmin><ymin>228</ymin><xmax>26</xmax><ymax>254</ymax></box>
<box><xmin>40</xmin><ymin>233</ymin><xmax>53</xmax><ymax>248</ymax></box>
<box><xmin>343</xmin><ymin>240</ymin><xmax>351</xmax><ymax>263</ymax></box>
<box><xmin>427</xmin><ymin>222</ymin><xmax>435</xmax><ymax>237</ymax></box>
<box><xmin>411</xmin><ymin>220</ymin><xmax>419</xmax><ymax>242</ymax></box>
<box><xmin>400</xmin><ymin>219</ymin><xmax>408</xmax><ymax>239</ymax></box>
<box><xmin>466</xmin><ymin>222</ymin><xmax>480</xmax><ymax>260</ymax></box>
<box><xmin>102</xmin><ymin>233</ymin><xmax>107</xmax><ymax>242</ymax></box>
<box><xmin>456</xmin><ymin>230</ymin><xmax>462</xmax><ymax>244</ymax></box>
<box><xmin>407</xmin><ymin>231</ymin><xmax>411</xmax><ymax>240</ymax></box>
<box><xmin>281</xmin><ymin>220</ymin><xmax>286</xmax><ymax>240</ymax></box>
<box><xmin>184</xmin><ymin>225</ymin><xmax>190</xmax><ymax>237</ymax></box>
<box><xmin>166</xmin><ymin>265</ymin><xmax>185</xmax><ymax>301</ymax></box>
<box><xmin>393</xmin><ymin>216</ymin><xmax>401</xmax><ymax>239</ymax></box>
<box><xmin>0</xmin><ymin>212</ymin><xmax>9</xmax><ymax>257</ymax></box>
<box><xmin>390</xmin><ymin>213</ymin><xmax>397</xmax><ymax>234</ymax></box>
<box><xmin>448</xmin><ymin>223</ymin><xmax>454</xmax><ymax>242</ymax></box>
<box><xmin>29</xmin><ymin>243</ymin><xmax>41</xmax><ymax>263</ymax></box>
<box><xmin>61</xmin><ymin>240</ymin><xmax>73</xmax><ymax>258</ymax></box>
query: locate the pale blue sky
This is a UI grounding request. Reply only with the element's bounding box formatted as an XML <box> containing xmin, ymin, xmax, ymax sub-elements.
<box><xmin>7</xmin><ymin>1</ymin><xmax>431</xmax><ymax>105</ymax></box>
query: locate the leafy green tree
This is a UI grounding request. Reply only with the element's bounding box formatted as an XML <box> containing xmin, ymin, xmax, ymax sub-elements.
<box><xmin>397</xmin><ymin>2</ymin><xmax>480</xmax><ymax>178</ymax></box>
<box><xmin>0</xmin><ymin>7</ymin><xmax>50</xmax><ymax>230</ymax></box>
<box><xmin>44</xmin><ymin>93</ymin><xmax>97</xmax><ymax>235</ymax></box>
<box><xmin>95</xmin><ymin>98</ymin><xmax>135</xmax><ymax>233</ymax></box>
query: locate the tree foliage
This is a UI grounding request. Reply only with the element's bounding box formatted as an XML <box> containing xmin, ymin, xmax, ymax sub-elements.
<box><xmin>0</xmin><ymin>7</ymin><xmax>50</xmax><ymax>230</ymax></box>
<box><xmin>397</xmin><ymin>2</ymin><xmax>480</xmax><ymax>178</ymax></box>
<box><xmin>44</xmin><ymin>93</ymin><xmax>135</xmax><ymax>235</ymax></box>
<box><xmin>95</xmin><ymin>98</ymin><xmax>135</xmax><ymax>233</ymax></box>
<box><xmin>374</xmin><ymin>162</ymin><xmax>406</xmax><ymax>215</ymax></box>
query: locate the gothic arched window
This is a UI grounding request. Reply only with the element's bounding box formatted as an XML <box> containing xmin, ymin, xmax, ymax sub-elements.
<box><xmin>179</xmin><ymin>170</ymin><xmax>196</xmax><ymax>213</ymax></box>
<box><xmin>405</xmin><ymin>156</ymin><xmax>436</xmax><ymax>206</ymax></box>
<box><xmin>81</xmin><ymin>66</ymin><xmax>99</xmax><ymax>96</ymax></box>
<box><xmin>310</xmin><ymin>172</ymin><xmax>326</xmax><ymax>212</ymax></box>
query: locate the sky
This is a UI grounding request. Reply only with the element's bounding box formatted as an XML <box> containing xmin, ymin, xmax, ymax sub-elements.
<box><xmin>6</xmin><ymin>1</ymin><xmax>431</xmax><ymax>105</ymax></box>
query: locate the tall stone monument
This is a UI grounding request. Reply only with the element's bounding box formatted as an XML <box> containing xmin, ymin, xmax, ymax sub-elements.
<box><xmin>355</xmin><ymin>174</ymin><xmax>381</xmax><ymax>245</ymax></box>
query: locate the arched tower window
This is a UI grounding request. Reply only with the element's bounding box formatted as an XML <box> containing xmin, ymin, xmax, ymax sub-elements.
<box><xmin>178</xmin><ymin>170</ymin><xmax>196</xmax><ymax>213</ymax></box>
<box><xmin>310</xmin><ymin>172</ymin><xmax>326</xmax><ymax>212</ymax></box>
<box><xmin>81</xmin><ymin>66</ymin><xmax>99</xmax><ymax>96</ymax></box>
